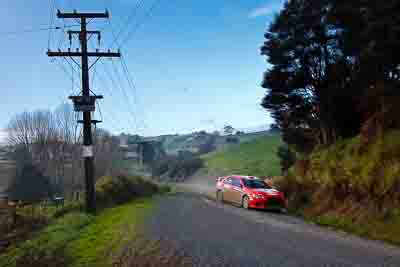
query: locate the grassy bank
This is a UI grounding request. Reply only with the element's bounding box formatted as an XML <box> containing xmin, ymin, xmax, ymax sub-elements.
<box><xmin>277</xmin><ymin>130</ymin><xmax>400</xmax><ymax>245</ymax></box>
<box><xmin>311</xmin><ymin>207</ymin><xmax>400</xmax><ymax>245</ymax></box>
<box><xmin>0</xmin><ymin>174</ymin><xmax>180</xmax><ymax>267</ymax></box>
<box><xmin>0</xmin><ymin>199</ymin><xmax>154</xmax><ymax>267</ymax></box>
<box><xmin>202</xmin><ymin>135</ymin><xmax>282</xmax><ymax>177</ymax></box>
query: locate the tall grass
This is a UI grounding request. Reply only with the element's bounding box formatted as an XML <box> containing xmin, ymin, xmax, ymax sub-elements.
<box><xmin>275</xmin><ymin>130</ymin><xmax>400</xmax><ymax>245</ymax></box>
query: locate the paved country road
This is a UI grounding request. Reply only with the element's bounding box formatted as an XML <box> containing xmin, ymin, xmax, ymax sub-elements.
<box><xmin>148</xmin><ymin>192</ymin><xmax>400</xmax><ymax>267</ymax></box>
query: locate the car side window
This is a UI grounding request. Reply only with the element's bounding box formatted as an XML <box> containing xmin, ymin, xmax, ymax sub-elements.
<box><xmin>232</xmin><ymin>178</ymin><xmax>241</xmax><ymax>188</ymax></box>
<box><xmin>224</xmin><ymin>177</ymin><xmax>232</xmax><ymax>184</ymax></box>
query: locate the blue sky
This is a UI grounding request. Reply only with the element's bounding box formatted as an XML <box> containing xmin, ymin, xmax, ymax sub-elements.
<box><xmin>0</xmin><ymin>0</ymin><xmax>284</xmax><ymax>138</ymax></box>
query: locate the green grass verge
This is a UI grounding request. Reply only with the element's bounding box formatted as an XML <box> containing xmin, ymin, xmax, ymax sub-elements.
<box><xmin>203</xmin><ymin>135</ymin><xmax>282</xmax><ymax>177</ymax></box>
<box><xmin>0</xmin><ymin>198</ymin><xmax>154</xmax><ymax>267</ymax></box>
<box><xmin>312</xmin><ymin>210</ymin><xmax>400</xmax><ymax>245</ymax></box>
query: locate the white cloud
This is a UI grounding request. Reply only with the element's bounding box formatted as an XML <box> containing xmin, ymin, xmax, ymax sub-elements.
<box><xmin>248</xmin><ymin>1</ymin><xmax>284</xmax><ymax>18</ymax></box>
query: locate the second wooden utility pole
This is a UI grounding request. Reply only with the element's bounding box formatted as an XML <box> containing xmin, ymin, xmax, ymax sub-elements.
<box><xmin>47</xmin><ymin>10</ymin><xmax>120</xmax><ymax>213</ymax></box>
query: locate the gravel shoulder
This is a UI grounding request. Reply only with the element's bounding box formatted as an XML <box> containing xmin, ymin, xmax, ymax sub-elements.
<box><xmin>148</xmin><ymin>192</ymin><xmax>400</xmax><ymax>267</ymax></box>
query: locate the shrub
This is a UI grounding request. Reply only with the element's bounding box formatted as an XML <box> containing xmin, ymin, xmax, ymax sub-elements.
<box><xmin>95</xmin><ymin>175</ymin><xmax>159</xmax><ymax>206</ymax></box>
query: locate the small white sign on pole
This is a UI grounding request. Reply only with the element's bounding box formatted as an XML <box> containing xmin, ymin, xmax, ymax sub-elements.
<box><xmin>82</xmin><ymin>145</ymin><xmax>94</xmax><ymax>158</ymax></box>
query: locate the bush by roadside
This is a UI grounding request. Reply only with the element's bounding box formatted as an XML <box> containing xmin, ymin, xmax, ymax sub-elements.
<box><xmin>95</xmin><ymin>175</ymin><xmax>161</xmax><ymax>206</ymax></box>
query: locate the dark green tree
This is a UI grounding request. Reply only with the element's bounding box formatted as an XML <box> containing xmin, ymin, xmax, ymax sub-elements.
<box><xmin>261</xmin><ymin>0</ymin><xmax>365</xmax><ymax>151</ymax></box>
<box><xmin>277</xmin><ymin>145</ymin><xmax>296</xmax><ymax>175</ymax></box>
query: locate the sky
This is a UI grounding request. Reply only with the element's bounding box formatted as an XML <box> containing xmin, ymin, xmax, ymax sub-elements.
<box><xmin>0</xmin><ymin>0</ymin><xmax>285</xmax><ymax>140</ymax></box>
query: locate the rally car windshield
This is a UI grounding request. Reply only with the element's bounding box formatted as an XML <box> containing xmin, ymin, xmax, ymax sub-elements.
<box><xmin>243</xmin><ymin>179</ymin><xmax>271</xmax><ymax>189</ymax></box>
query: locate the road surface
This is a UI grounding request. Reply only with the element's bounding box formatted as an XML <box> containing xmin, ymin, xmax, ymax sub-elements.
<box><xmin>148</xmin><ymin>187</ymin><xmax>400</xmax><ymax>266</ymax></box>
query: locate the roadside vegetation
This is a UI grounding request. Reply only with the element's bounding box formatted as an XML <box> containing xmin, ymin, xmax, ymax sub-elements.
<box><xmin>202</xmin><ymin>135</ymin><xmax>282</xmax><ymax>177</ymax></box>
<box><xmin>0</xmin><ymin>174</ymin><xmax>186</xmax><ymax>267</ymax></box>
<box><xmin>274</xmin><ymin>130</ymin><xmax>400</xmax><ymax>245</ymax></box>
<box><xmin>256</xmin><ymin>0</ymin><xmax>400</xmax><ymax>246</ymax></box>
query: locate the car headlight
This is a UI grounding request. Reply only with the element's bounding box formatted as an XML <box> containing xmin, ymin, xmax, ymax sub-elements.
<box><xmin>251</xmin><ymin>193</ymin><xmax>265</xmax><ymax>199</ymax></box>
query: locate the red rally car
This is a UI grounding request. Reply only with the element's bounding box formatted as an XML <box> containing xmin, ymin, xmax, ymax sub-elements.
<box><xmin>216</xmin><ymin>175</ymin><xmax>287</xmax><ymax>211</ymax></box>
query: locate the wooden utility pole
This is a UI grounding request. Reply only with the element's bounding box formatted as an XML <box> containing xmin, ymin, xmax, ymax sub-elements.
<box><xmin>47</xmin><ymin>10</ymin><xmax>120</xmax><ymax>213</ymax></box>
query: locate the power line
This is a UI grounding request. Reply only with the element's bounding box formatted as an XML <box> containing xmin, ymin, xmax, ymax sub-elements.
<box><xmin>104</xmin><ymin>8</ymin><xmax>150</xmax><ymax>132</ymax></box>
<box><xmin>111</xmin><ymin>59</ymin><xmax>139</xmax><ymax>131</ymax></box>
<box><xmin>118</xmin><ymin>0</ymin><xmax>162</xmax><ymax>48</ymax></box>
<box><xmin>95</xmin><ymin>2</ymin><xmax>155</xmax><ymax>133</ymax></box>
<box><xmin>52</xmin><ymin>58</ymin><xmax>80</xmax><ymax>92</ymax></box>
<box><xmin>63</xmin><ymin>56</ymin><xmax>80</xmax><ymax>76</ymax></box>
<box><xmin>101</xmin><ymin>59</ymin><xmax>138</xmax><ymax>132</ymax></box>
<box><xmin>119</xmin><ymin>56</ymin><xmax>149</xmax><ymax>130</ymax></box>
<box><xmin>0</xmin><ymin>25</ymin><xmax>78</xmax><ymax>37</ymax></box>
<box><xmin>120</xmin><ymin>57</ymin><xmax>138</xmax><ymax>112</ymax></box>
<box><xmin>96</xmin><ymin>101</ymin><xmax>124</xmax><ymax>133</ymax></box>
<box><xmin>51</xmin><ymin>58</ymin><xmax>79</xmax><ymax>106</ymax></box>
<box><xmin>98</xmin><ymin>60</ymin><xmax>136</xmax><ymax>132</ymax></box>
<box><xmin>109</xmin><ymin>0</ymin><xmax>145</xmax><ymax>48</ymax></box>
<box><xmin>93</xmin><ymin>63</ymin><xmax>130</xmax><ymax>133</ymax></box>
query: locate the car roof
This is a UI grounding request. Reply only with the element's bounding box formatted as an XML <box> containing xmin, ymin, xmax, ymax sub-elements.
<box><xmin>230</xmin><ymin>175</ymin><xmax>260</xmax><ymax>180</ymax></box>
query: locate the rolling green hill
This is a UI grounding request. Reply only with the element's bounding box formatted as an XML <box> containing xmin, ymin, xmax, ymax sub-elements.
<box><xmin>124</xmin><ymin>130</ymin><xmax>275</xmax><ymax>156</ymax></box>
<box><xmin>202</xmin><ymin>134</ymin><xmax>283</xmax><ymax>177</ymax></box>
<box><xmin>164</xmin><ymin>131</ymin><xmax>274</xmax><ymax>155</ymax></box>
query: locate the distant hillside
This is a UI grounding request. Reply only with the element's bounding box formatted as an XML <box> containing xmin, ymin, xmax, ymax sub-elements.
<box><xmin>131</xmin><ymin>130</ymin><xmax>275</xmax><ymax>155</ymax></box>
<box><xmin>202</xmin><ymin>134</ymin><xmax>282</xmax><ymax>177</ymax></box>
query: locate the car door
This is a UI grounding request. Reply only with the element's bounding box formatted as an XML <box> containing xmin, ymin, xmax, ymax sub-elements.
<box><xmin>230</xmin><ymin>178</ymin><xmax>243</xmax><ymax>204</ymax></box>
<box><xmin>222</xmin><ymin>177</ymin><xmax>234</xmax><ymax>202</ymax></box>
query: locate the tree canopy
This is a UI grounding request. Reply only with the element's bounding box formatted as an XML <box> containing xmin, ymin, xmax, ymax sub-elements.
<box><xmin>261</xmin><ymin>0</ymin><xmax>400</xmax><ymax>152</ymax></box>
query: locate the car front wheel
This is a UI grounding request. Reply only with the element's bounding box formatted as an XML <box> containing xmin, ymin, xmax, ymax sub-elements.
<box><xmin>242</xmin><ymin>196</ymin><xmax>249</xmax><ymax>209</ymax></box>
